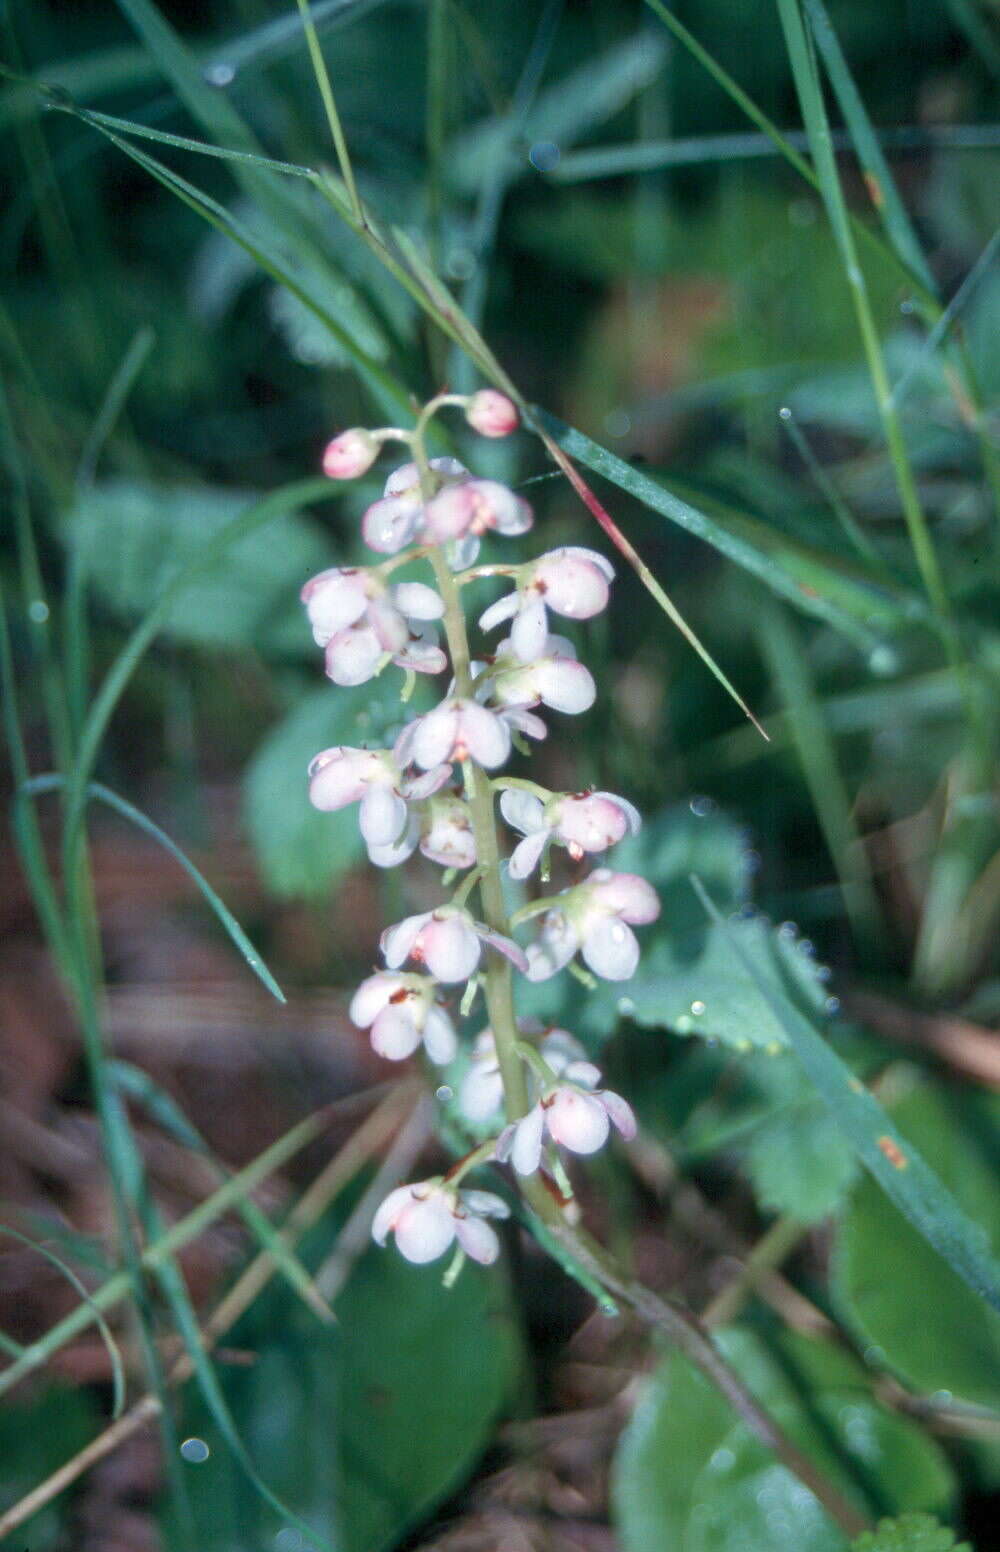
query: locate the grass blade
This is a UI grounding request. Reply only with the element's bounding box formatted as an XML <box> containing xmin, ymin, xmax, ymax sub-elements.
<box><xmin>689</xmin><ymin>876</ymin><xmax>1000</xmax><ymax>1314</ymax></box>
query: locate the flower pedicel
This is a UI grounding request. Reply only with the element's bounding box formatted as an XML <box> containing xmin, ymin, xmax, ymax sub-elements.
<box><xmin>301</xmin><ymin>389</ymin><xmax>659</xmax><ymax>1269</ymax></box>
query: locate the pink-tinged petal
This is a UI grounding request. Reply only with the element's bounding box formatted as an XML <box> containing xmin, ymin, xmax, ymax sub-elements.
<box><xmin>308</xmin><ymin>747</ymin><xmax>380</xmax><ymax>811</ymax></box>
<box><xmin>368</xmin><ymin>833</ymin><xmax>419</xmax><ymax>868</ymax></box>
<box><xmin>393</xmin><ymin>1194</ymin><xmax>456</xmax><ymax>1264</ymax></box>
<box><xmin>422</xmin><ymin>915</ymin><xmax>481</xmax><ymax>983</ymax></box>
<box><xmin>563</xmin><ymin>1060</ymin><xmax>602</xmax><ymax>1090</ymax></box>
<box><xmin>500</xmin><ymin>706</ymin><xmax>548</xmax><ymax>742</ymax></box>
<box><xmin>591</xmin><ymin>871</ymin><xmax>660</xmax><ymax>924</ymax></box>
<box><xmin>370</xmin><ymin>1002</ymin><xmax>423</xmax><ymax>1061</ymax></box>
<box><xmin>459</xmin><ymin>1063</ymin><xmax>504</xmax><ymax>1123</ymax></box>
<box><xmin>422</xmin><ymin>1004</ymin><xmax>458</xmax><ymax>1065</ymax></box>
<box><xmin>391</xmin><ymin>581</ymin><xmax>444</xmax><ymax>622</ymax></box>
<box><xmin>371</xmin><ymin>1184</ymin><xmax>415</xmax><ymax>1244</ymax></box>
<box><xmin>510</xmin><ymin>595</ymin><xmax>550</xmax><ymax>662</ymax></box>
<box><xmin>546</xmin><ymin>1089</ymin><xmax>610</xmax><ymax>1154</ymax></box>
<box><xmin>465</xmin><ymin>389</ymin><xmax>519</xmax><ymax>438</ymax></box>
<box><xmin>557</xmin><ymin>794</ymin><xmax>630</xmax><ymax>854</ymax></box>
<box><xmin>423</xmin><ymin>484</ymin><xmax>475</xmax><ymax>542</ymax></box>
<box><xmin>535</xmin><ymin>656</ymin><xmax>596</xmax><ymax>714</ymax></box>
<box><xmin>322</xmin><ymin>428</ymin><xmax>378</xmax><ymax>480</ymax></box>
<box><xmin>525</xmin><ymin>913</ymin><xmax>579</xmax><ymax>981</ymax></box>
<box><xmin>367</xmin><ymin>595</ymin><xmax>409</xmax><ymax>654</ymax></box>
<box><xmin>508</xmin><ymin>828</ymin><xmax>549</xmax><ymax>881</ymax></box>
<box><xmin>395</xmin><ymin>636</ymin><xmax>448</xmax><ymax>676</ymax></box>
<box><xmin>349</xmin><ymin>972</ymin><xmax>399</xmax><ymax>1029</ymax></box>
<box><xmin>581</xmin><ymin>917</ymin><xmax>640</xmax><ymax>981</ymax></box>
<box><xmin>381</xmin><ymin>911</ymin><xmax>433</xmax><ymax>969</ymax></box>
<box><xmin>533</xmin><ymin>548</ymin><xmax>612</xmax><ymax>619</ymax></box>
<box><xmin>499</xmin><ymin>788</ymin><xmax>545</xmax><ymax>836</ymax></box>
<box><xmin>325</xmin><ymin>624</ymin><xmax>384</xmax><ymax>686</ymax></box>
<box><xmin>486</xmin><ymin>486</ymin><xmax>533</xmax><ymax>536</ymax></box>
<box><xmin>509</xmin><ymin>1104</ymin><xmax>546</xmax><ymax>1175</ymax></box>
<box><xmin>601</xmin><ymin>1089</ymin><xmax>637</xmax><ymax>1140</ymax></box>
<box><xmin>459</xmin><ymin>701</ymin><xmax>511</xmax><ymax>768</ymax></box>
<box><xmin>539</xmin><ymin>1029</ymin><xmax>587</xmax><ymax>1071</ymax></box>
<box><xmin>383</xmin><ymin>461</ymin><xmax>419</xmax><ymax>497</ymax></box>
<box><xmin>460</xmin><ymin>1189</ymin><xmax>510</xmax><ymax>1219</ymax></box>
<box><xmin>591</xmin><ymin>792</ymin><xmax>642</xmax><ymax>835</ymax></box>
<box><xmin>478</xmin><ymin>592</ymin><xmax>520</xmax><ymax>634</ymax></box>
<box><xmin>362</xmin><ymin>495</ymin><xmax>422</xmax><ymax>554</ymax></box>
<box><xmin>404</xmin><ymin>762</ymin><xmax>453</xmax><ymax>800</ymax></box>
<box><xmin>359</xmin><ymin>785</ymin><xmax>407</xmax><ymax>847</ymax></box>
<box><xmin>300</xmin><ymin>568</ymin><xmax>370</xmax><ymax>644</ymax></box>
<box><xmin>421</xmin><ymin>802</ymin><xmax>476</xmax><ymax>869</ymax></box>
<box><xmin>411</xmin><ymin>703</ymin><xmax>459</xmax><ymax>770</ymax></box>
<box><xmin>476</xmin><ymin>925</ymin><xmax>529</xmax><ymax>973</ymax></box>
<box><xmin>453</xmin><ymin>1214</ymin><xmax>500</xmax><ymax>1264</ymax></box>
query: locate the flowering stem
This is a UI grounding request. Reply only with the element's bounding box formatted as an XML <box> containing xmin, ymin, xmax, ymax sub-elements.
<box><xmin>491</xmin><ymin>775</ymin><xmax>551</xmax><ymax>801</ymax></box>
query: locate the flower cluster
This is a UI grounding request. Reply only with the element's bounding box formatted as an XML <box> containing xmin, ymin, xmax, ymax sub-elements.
<box><xmin>301</xmin><ymin>389</ymin><xmax>660</xmax><ymax>1272</ymax></box>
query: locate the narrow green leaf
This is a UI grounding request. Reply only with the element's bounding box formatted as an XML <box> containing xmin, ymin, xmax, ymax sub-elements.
<box><xmin>690</xmin><ymin>877</ymin><xmax>1000</xmax><ymax>1315</ymax></box>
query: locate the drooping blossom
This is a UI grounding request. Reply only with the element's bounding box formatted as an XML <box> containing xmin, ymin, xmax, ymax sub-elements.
<box><xmin>397</xmin><ymin>697</ymin><xmax>512</xmax><ymax>772</ymax></box>
<box><xmin>367</xmin><ymin>792</ymin><xmax>476</xmax><ymax>871</ymax></box>
<box><xmin>350</xmin><ymin>971</ymin><xmax>457</xmax><ymax>1063</ymax></box>
<box><xmin>321</xmin><ymin>427</ymin><xmax>379</xmax><ymax>480</ymax></box>
<box><xmin>458</xmin><ymin>1025</ymin><xmax>587</xmax><ymax>1125</ymax></box>
<box><xmin>465</xmin><ymin>390</ymin><xmax>519</xmax><ymax>438</ymax></box>
<box><xmin>372</xmin><ymin>1180</ymin><xmax>510</xmax><ymax>1265</ymax></box>
<box><xmin>480</xmin><ymin>548</ymin><xmax>614</xmax><ymax>663</ymax></box>
<box><xmin>301</xmin><ymin>567</ymin><xmax>446</xmax><ymax>686</ymax></box>
<box><xmin>496</xmin><ymin>1054</ymin><xmax>637</xmax><ymax>1176</ymax></box>
<box><xmin>489</xmin><ymin>634</ymin><xmax>596</xmax><ymax>716</ymax></box>
<box><xmin>500</xmin><ymin>788</ymin><xmax>640</xmax><ymax>879</ymax></box>
<box><xmin>362</xmin><ymin>457</ymin><xmax>467</xmax><ymax>554</ymax></box>
<box><xmin>422</xmin><ymin>480</ymin><xmax>532</xmax><ymax>559</ymax></box>
<box><xmin>525</xmin><ymin>869</ymin><xmax>660</xmax><ymax>982</ymax></box>
<box><xmin>381</xmin><ymin>906</ymin><xmax>527</xmax><ymax>983</ymax></box>
<box><xmin>308</xmin><ymin>746</ymin><xmax>451</xmax><ymax>849</ymax></box>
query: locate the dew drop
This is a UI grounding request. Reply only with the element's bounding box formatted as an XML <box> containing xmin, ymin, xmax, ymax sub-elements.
<box><xmin>899</xmin><ymin>297</ymin><xmax>916</xmax><ymax>314</ymax></box>
<box><xmin>778</xmin><ymin>405</ymin><xmax>793</xmax><ymax>421</ymax></box>
<box><xmin>798</xmin><ymin>938</ymin><xmax>815</xmax><ymax>957</ymax></box>
<box><xmin>445</xmin><ymin>246</ymin><xmax>475</xmax><ymax>280</ymax></box>
<box><xmin>824</xmin><ymin>995</ymin><xmax>841</xmax><ymax>1016</ymax></box>
<box><xmin>180</xmin><ymin>1437</ymin><xmax>210</xmax><ymax>1463</ymax></box>
<box><xmin>675</xmin><ymin>1014</ymin><xmax>692</xmax><ymax>1033</ymax></box>
<box><xmin>28</xmin><ymin>600</ymin><xmax>50</xmax><ymax>624</ymax></box>
<box><xmin>603</xmin><ymin>408</ymin><xmax>632</xmax><ymax>439</ymax></box>
<box><xmin>868</xmin><ymin>644</ymin><xmax>899</xmax><ymax>677</ymax></box>
<box><xmin>204</xmin><ymin>61</ymin><xmax>236</xmax><ymax>87</ymax></box>
<box><xmin>863</xmin><ymin>1344</ymin><xmax>886</xmax><ymax>1365</ymax></box>
<box><xmin>275</xmin><ymin>1532</ymin><xmax>304</xmax><ymax>1551</ymax></box>
<box><xmin>816</xmin><ymin>964</ymin><xmax>832</xmax><ymax>982</ymax></box>
<box><xmin>689</xmin><ymin>794</ymin><xmax>716</xmax><ymax>818</ymax></box>
<box><xmin>745</xmin><ymin>848</ymin><xmax>761</xmax><ymax>872</ymax></box>
<box><xmin>930</xmin><ymin>1389</ymin><xmax>953</xmax><ymax>1407</ymax></box>
<box><xmin>778</xmin><ymin>921</ymin><xmax>798</xmax><ymax>940</ymax></box>
<box><xmin>709</xmin><ymin>1446</ymin><xmax>736</xmax><ymax>1472</ymax></box>
<box><xmin>528</xmin><ymin>140</ymin><xmax>560</xmax><ymax>171</ymax></box>
<box><xmin>435</xmin><ymin>1085</ymin><xmax>453</xmax><ymax>1103</ymax></box>
<box><xmin>690</xmin><ymin>1000</ymin><xmax>706</xmax><ymax>1016</ymax></box>
<box><xmin>617</xmin><ymin>996</ymin><xmax>636</xmax><ymax>1016</ymax></box>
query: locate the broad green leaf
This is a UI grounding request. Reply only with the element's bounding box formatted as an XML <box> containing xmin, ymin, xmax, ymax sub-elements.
<box><xmin>746</xmin><ymin>1098</ymin><xmax>858</xmax><ymax>1222</ymax></box>
<box><xmin>0</xmin><ymin>1386</ymin><xmax>100</xmax><ymax>1548</ymax></box>
<box><xmin>833</xmin><ymin>1082</ymin><xmax>1000</xmax><ymax>1409</ymax></box>
<box><xmin>167</xmin><ymin>1238</ymin><xmax>524</xmax><ymax>1552</ymax></box>
<box><xmin>68</xmin><ymin>479</ymin><xmax>329</xmax><ymax>655</ymax></box>
<box><xmin>851</xmin><ymin>1515</ymin><xmax>971</xmax><ymax>1552</ymax></box>
<box><xmin>245</xmin><ymin>683</ymin><xmax>427</xmax><ymax>898</ymax></box>
<box><xmin>612</xmin><ymin>1327</ymin><xmax>955</xmax><ymax>1552</ymax></box>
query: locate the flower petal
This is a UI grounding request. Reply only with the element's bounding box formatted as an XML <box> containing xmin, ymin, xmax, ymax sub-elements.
<box><xmin>581</xmin><ymin>916</ymin><xmax>640</xmax><ymax>981</ymax></box>
<box><xmin>479</xmin><ymin>592</ymin><xmax>520</xmax><ymax>634</ymax></box>
<box><xmin>499</xmin><ymin>788</ymin><xmax>545</xmax><ymax>836</ymax></box>
<box><xmin>370</xmin><ymin>1003</ymin><xmax>423</xmax><ymax>1060</ymax></box>
<box><xmin>359</xmin><ymin>785</ymin><xmax>407</xmax><ymax>847</ymax></box>
<box><xmin>601</xmin><ymin>1088</ymin><xmax>638</xmax><ymax>1140</ymax></box>
<box><xmin>422</xmin><ymin>1004</ymin><xmax>458</xmax><ymax>1065</ymax></box>
<box><xmin>381</xmin><ymin>911</ymin><xmax>432</xmax><ymax>969</ymax></box>
<box><xmin>391</xmin><ymin>581</ymin><xmax>445</xmax><ymax>621</ymax></box>
<box><xmin>532</xmin><ymin>548</ymin><xmax>612</xmax><ymax>619</ymax></box>
<box><xmin>410</xmin><ymin>703</ymin><xmax>459</xmax><ymax>770</ymax></box>
<box><xmin>371</xmin><ymin>1184</ymin><xmax>414</xmax><ymax>1245</ymax></box>
<box><xmin>325</xmin><ymin>625</ymin><xmax>384</xmax><ymax>686</ymax></box>
<box><xmin>423</xmin><ymin>915</ymin><xmax>481</xmax><ymax>982</ymax></box>
<box><xmin>546</xmin><ymin>1089</ymin><xmax>610</xmax><ymax>1154</ymax></box>
<box><xmin>459</xmin><ymin>1064</ymin><xmax>505</xmax><ymax>1123</ymax></box>
<box><xmin>591</xmin><ymin>871</ymin><xmax>660</xmax><ymax>924</ymax></box>
<box><xmin>362</xmin><ymin>496</ymin><xmax>421</xmax><ymax>554</ymax></box>
<box><xmin>476</xmin><ymin>924</ymin><xmax>529</xmax><ymax>973</ymax></box>
<box><xmin>459</xmin><ymin>701</ymin><xmax>511</xmax><ymax>768</ymax></box>
<box><xmin>510</xmin><ymin>595</ymin><xmax>550</xmax><ymax>663</ymax></box>
<box><xmin>453</xmin><ymin>1214</ymin><xmax>501</xmax><ymax>1264</ymax></box>
<box><xmin>308</xmin><ymin>747</ymin><xmax>380</xmax><ymax>811</ymax></box>
<box><xmin>300</xmin><ymin>568</ymin><xmax>369</xmax><ymax>644</ymax></box>
<box><xmin>349</xmin><ymin>972</ymin><xmax>399</xmax><ymax>1029</ymax></box>
<box><xmin>525</xmin><ymin>913</ymin><xmax>579</xmax><ymax>981</ymax></box>
<box><xmin>535</xmin><ymin>656</ymin><xmax>596</xmax><ymax>714</ymax></box>
<box><xmin>393</xmin><ymin>1195</ymin><xmax>456</xmax><ymax>1264</ymax></box>
<box><xmin>460</xmin><ymin>1189</ymin><xmax>510</xmax><ymax>1219</ymax></box>
<box><xmin>510</xmin><ymin>1104</ymin><xmax>546</xmax><ymax>1175</ymax></box>
<box><xmin>508</xmin><ymin>828</ymin><xmax>549</xmax><ymax>880</ymax></box>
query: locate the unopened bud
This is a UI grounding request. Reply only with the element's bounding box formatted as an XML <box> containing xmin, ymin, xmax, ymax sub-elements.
<box><xmin>322</xmin><ymin>427</ymin><xmax>379</xmax><ymax>480</ymax></box>
<box><xmin>465</xmin><ymin>390</ymin><xmax>519</xmax><ymax>438</ymax></box>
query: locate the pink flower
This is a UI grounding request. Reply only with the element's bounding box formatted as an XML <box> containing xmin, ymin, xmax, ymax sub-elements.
<box><xmin>381</xmin><ymin>906</ymin><xmax>528</xmax><ymax>983</ymax></box>
<box><xmin>308</xmin><ymin>746</ymin><xmax>451</xmax><ymax>848</ymax></box>
<box><xmin>350</xmin><ymin>971</ymin><xmax>457</xmax><ymax>1063</ymax></box>
<box><xmin>372</xmin><ymin>1180</ymin><xmax>510</xmax><ymax>1265</ymax></box>
<box><xmin>398</xmin><ymin>697</ymin><xmax>512</xmax><ymax>771</ymax></box>
<box><xmin>367</xmin><ymin>793</ymin><xmax>476</xmax><ymax>872</ymax></box>
<box><xmin>480</xmin><ymin>548</ymin><xmax>614</xmax><ymax>663</ymax></box>
<box><xmin>465</xmin><ymin>390</ymin><xmax>519</xmax><ymax>438</ymax></box>
<box><xmin>301</xmin><ymin>567</ymin><xmax>447</xmax><ymax>686</ymax></box>
<box><xmin>490</xmin><ymin>635</ymin><xmax>596</xmax><ymax>715</ymax></box>
<box><xmin>500</xmin><ymin>788</ymin><xmax>640</xmax><ymax>879</ymax></box>
<box><xmin>423</xmin><ymin>480</ymin><xmax>532</xmax><ymax>550</ymax></box>
<box><xmin>458</xmin><ymin>1026</ymin><xmax>587</xmax><ymax>1125</ymax></box>
<box><xmin>496</xmin><ymin>1058</ymin><xmax>637</xmax><ymax>1175</ymax></box>
<box><xmin>321</xmin><ymin>427</ymin><xmax>379</xmax><ymax>480</ymax></box>
<box><xmin>525</xmin><ymin>869</ymin><xmax>660</xmax><ymax>982</ymax></box>
<box><xmin>362</xmin><ymin>457</ymin><xmax>467</xmax><ymax>554</ymax></box>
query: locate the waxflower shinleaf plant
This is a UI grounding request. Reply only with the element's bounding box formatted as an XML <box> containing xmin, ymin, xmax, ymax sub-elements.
<box><xmin>301</xmin><ymin>390</ymin><xmax>659</xmax><ymax>1274</ymax></box>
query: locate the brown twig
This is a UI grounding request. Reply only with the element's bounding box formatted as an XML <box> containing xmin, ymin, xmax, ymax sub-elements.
<box><xmin>846</xmin><ymin>988</ymin><xmax>1000</xmax><ymax>1089</ymax></box>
